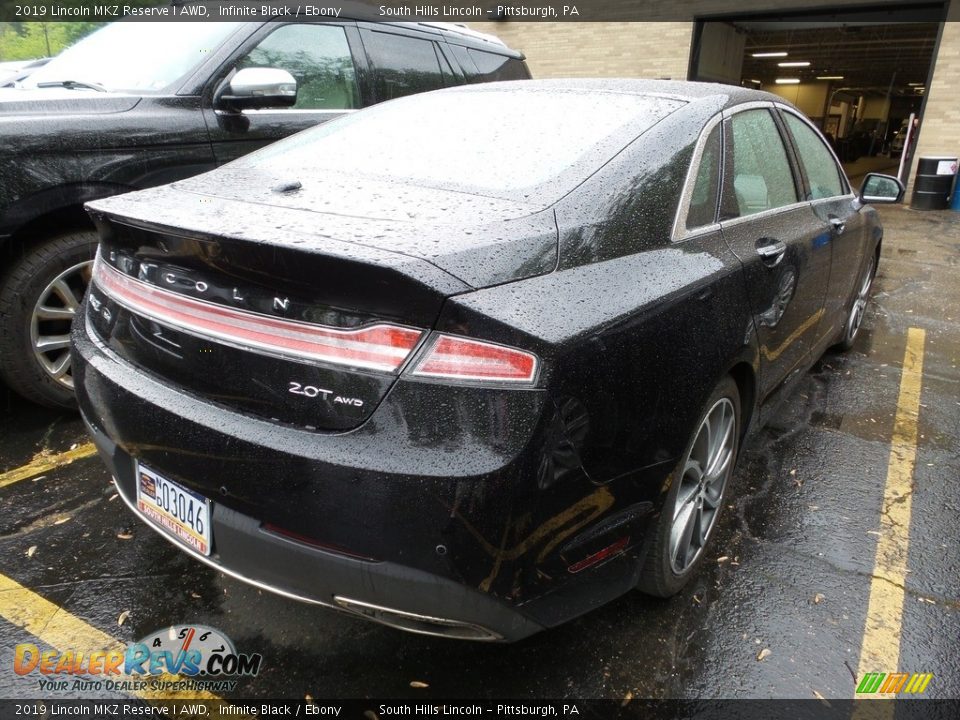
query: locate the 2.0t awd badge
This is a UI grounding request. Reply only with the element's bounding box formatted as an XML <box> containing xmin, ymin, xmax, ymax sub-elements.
<box><xmin>288</xmin><ymin>382</ymin><xmax>364</xmax><ymax>407</ymax></box>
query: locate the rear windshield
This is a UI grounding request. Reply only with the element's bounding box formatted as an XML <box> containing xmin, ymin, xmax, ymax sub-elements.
<box><xmin>238</xmin><ymin>88</ymin><xmax>683</xmax><ymax>201</ymax></box>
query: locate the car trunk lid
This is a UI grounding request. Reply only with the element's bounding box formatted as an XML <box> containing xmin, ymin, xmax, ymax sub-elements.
<box><xmin>166</xmin><ymin>167</ymin><xmax>558</xmax><ymax>288</ymax></box>
<box><xmin>84</xmin><ymin>182</ymin><xmax>554</xmax><ymax>431</ymax></box>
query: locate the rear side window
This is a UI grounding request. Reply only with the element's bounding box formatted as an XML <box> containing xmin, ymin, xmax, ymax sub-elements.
<box><xmin>782</xmin><ymin>113</ymin><xmax>846</xmax><ymax>200</ymax></box>
<box><xmin>364</xmin><ymin>31</ymin><xmax>445</xmax><ymax>100</ymax></box>
<box><xmin>722</xmin><ymin>109</ymin><xmax>798</xmax><ymax>219</ymax></box>
<box><xmin>237</xmin><ymin>24</ymin><xmax>359</xmax><ymax>110</ymax></box>
<box><xmin>687</xmin><ymin>125</ymin><xmax>721</xmax><ymax>229</ymax></box>
<box><xmin>467</xmin><ymin>49</ymin><xmax>530</xmax><ymax>81</ymax></box>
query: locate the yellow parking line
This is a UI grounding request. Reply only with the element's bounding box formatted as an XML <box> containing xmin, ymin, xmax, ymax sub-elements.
<box><xmin>855</xmin><ymin>327</ymin><xmax>926</xmax><ymax>699</ymax></box>
<box><xmin>0</xmin><ymin>572</ymin><xmax>116</xmax><ymax>649</ymax></box>
<box><xmin>0</xmin><ymin>572</ymin><xmax>230</xmax><ymax>711</ymax></box>
<box><xmin>0</xmin><ymin>442</ymin><xmax>97</xmax><ymax>490</ymax></box>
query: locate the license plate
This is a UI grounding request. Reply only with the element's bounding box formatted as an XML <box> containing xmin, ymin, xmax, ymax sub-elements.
<box><xmin>136</xmin><ymin>464</ymin><xmax>212</xmax><ymax>556</ymax></box>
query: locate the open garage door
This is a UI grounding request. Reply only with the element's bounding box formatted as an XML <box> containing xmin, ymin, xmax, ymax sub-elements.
<box><xmin>690</xmin><ymin>4</ymin><xmax>945</xmax><ymax>187</ymax></box>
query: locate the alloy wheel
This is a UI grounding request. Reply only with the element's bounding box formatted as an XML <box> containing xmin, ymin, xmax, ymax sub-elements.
<box><xmin>29</xmin><ymin>260</ymin><xmax>93</xmax><ymax>390</ymax></box>
<box><xmin>845</xmin><ymin>257</ymin><xmax>875</xmax><ymax>346</ymax></box>
<box><xmin>669</xmin><ymin>397</ymin><xmax>736</xmax><ymax>574</ymax></box>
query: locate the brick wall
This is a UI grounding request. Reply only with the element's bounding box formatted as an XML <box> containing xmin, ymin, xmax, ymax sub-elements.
<box><xmin>909</xmin><ymin>20</ymin><xmax>960</xmax><ymax>196</ymax></box>
<box><xmin>470</xmin><ymin>0</ymin><xmax>916</xmax><ymax>80</ymax></box>
<box><xmin>475</xmin><ymin>9</ymin><xmax>960</xmax><ymax>196</ymax></box>
<box><xmin>470</xmin><ymin>22</ymin><xmax>693</xmax><ymax>80</ymax></box>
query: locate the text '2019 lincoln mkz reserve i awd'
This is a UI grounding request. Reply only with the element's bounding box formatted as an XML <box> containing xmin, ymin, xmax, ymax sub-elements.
<box><xmin>73</xmin><ymin>80</ymin><xmax>904</xmax><ymax>641</ymax></box>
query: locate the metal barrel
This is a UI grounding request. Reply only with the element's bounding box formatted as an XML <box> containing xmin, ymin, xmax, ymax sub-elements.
<box><xmin>910</xmin><ymin>156</ymin><xmax>958</xmax><ymax>210</ymax></box>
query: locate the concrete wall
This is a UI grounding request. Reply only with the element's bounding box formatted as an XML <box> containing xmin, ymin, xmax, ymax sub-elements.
<box><xmin>696</xmin><ymin>23</ymin><xmax>746</xmax><ymax>84</ymax></box>
<box><xmin>863</xmin><ymin>96</ymin><xmax>892</xmax><ymax>120</ymax></box>
<box><xmin>762</xmin><ymin>82</ymin><xmax>830</xmax><ymax>119</ymax></box>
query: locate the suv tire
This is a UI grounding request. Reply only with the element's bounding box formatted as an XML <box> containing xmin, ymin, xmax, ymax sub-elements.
<box><xmin>0</xmin><ymin>230</ymin><xmax>98</xmax><ymax>409</ymax></box>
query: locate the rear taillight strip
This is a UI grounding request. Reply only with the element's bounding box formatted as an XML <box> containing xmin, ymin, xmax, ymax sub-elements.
<box><xmin>410</xmin><ymin>335</ymin><xmax>538</xmax><ymax>385</ymax></box>
<box><xmin>93</xmin><ymin>257</ymin><xmax>423</xmax><ymax>372</ymax></box>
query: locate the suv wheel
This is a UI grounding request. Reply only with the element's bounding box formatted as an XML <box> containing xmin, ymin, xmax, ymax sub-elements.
<box><xmin>0</xmin><ymin>230</ymin><xmax>98</xmax><ymax>409</ymax></box>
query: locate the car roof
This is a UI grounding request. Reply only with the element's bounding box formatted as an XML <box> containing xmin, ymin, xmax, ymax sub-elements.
<box><xmin>389</xmin><ymin>21</ymin><xmax>524</xmax><ymax>57</ymax></box>
<box><xmin>406</xmin><ymin>22</ymin><xmax>508</xmax><ymax>47</ymax></box>
<box><xmin>171</xmin><ymin>3</ymin><xmax>523</xmax><ymax>56</ymax></box>
<box><xmin>444</xmin><ymin>78</ymin><xmax>790</xmax><ymax>112</ymax></box>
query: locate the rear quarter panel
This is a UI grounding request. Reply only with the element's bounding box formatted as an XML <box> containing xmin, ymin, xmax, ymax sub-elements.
<box><xmin>429</xmin><ymin>98</ymin><xmax>759</xmax><ymax>597</ymax></box>
<box><xmin>441</xmin><ymin>236</ymin><xmax>755</xmax><ymax>484</ymax></box>
<box><xmin>432</xmin><ymin>226</ymin><xmax>757</xmax><ymax>610</ymax></box>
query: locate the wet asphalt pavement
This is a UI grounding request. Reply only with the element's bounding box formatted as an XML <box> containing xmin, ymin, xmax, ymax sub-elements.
<box><xmin>0</xmin><ymin>204</ymin><xmax>958</xmax><ymax>700</ymax></box>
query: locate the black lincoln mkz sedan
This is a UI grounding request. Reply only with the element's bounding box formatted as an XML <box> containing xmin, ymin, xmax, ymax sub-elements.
<box><xmin>73</xmin><ymin>80</ymin><xmax>904</xmax><ymax>641</ymax></box>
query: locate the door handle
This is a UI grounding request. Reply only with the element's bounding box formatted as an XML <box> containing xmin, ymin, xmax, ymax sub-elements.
<box><xmin>830</xmin><ymin>217</ymin><xmax>846</xmax><ymax>235</ymax></box>
<box><xmin>755</xmin><ymin>239</ymin><xmax>787</xmax><ymax>264</ymax></box>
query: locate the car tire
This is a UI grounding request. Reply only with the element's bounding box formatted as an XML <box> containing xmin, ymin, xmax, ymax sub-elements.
<box><xmin>0</xmin><ymin>230</ymin><xmax>98</xmax><ymax>409</ymax></box>
<box><xmin>835</xmin><ymin>253</ymin><xmax>877</xmax><ymax>353</ymax></box>
<box><xmin>637</xmin><ymin>375</ymin><xmax>741</xmax><ymax>598</ymax></box>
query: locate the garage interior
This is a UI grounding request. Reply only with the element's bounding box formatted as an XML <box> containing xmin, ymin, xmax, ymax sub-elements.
<box><xmin>691</xmin><ymin>9</ymin><xmax>943</xmax><ymax>188</ymax></box>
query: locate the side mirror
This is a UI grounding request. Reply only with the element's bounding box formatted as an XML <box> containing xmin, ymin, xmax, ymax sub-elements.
<box><xmin>218</xmin><ymin>68</ymin><xmax>297</xmax><ymax>111</ymax></box>
<box><xmin>859</xmin><ymin>173</ymin><xmax>905</xmax><ymax>204</ymax></box>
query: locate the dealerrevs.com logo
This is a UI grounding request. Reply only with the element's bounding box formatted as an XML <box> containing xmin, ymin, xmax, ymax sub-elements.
<box><xmin>14</xmin><ymin>625</ymin><xmax>262</xmax><ymax>693</ymax></box>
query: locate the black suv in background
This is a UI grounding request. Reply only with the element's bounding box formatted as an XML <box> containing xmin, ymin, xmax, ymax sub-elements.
<box><xmin>0</xmin><ymin>18</ymin><xmax>529</xmax><ymax>408</ymax></box>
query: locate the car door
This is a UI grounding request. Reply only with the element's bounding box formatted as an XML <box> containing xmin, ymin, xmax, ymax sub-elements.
<box><xmin>719</xmin><ymin>106</ymin><xmax>833</xmax><ymax>402</ymax></box>
<box><xmin>203</xmin><ymin>22</ymin><xmax>367</xmax><ymax>165</ymax></box>
<box><xmin>777</xmin><ymin>107</ymin><xmax>869</xmax><ymax>341</ymax></box>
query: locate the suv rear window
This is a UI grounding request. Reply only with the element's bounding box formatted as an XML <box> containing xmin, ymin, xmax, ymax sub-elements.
<box><xmin>467</xmin><ymin>49</ymin><xmax>530</xmax><ymax>81</ymax></box>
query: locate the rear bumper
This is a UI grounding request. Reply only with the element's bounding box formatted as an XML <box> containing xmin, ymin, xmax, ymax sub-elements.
<box><xmin>73</xmin><ymin>303</ymin><xmax>655</xmax><ymax>641</ymax></box>
<box><xmin>74</xmin><ymin>328</ymin><xmax>551</xmax><ymax>642</ymax></box>
<box><xmin>98</xmin><ymin>427</ymin><xmax>535</xmax><ymax>641</ymax></box>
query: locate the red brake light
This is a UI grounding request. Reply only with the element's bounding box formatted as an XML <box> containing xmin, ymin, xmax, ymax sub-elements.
<box><xmin>92</xmin><ymin>258</ymin><xmax>423</xmax><ymax>373</ymax></box>
<box><xmin>409</xmin><ymin>335</ymin><xmax>538</xmax><ymax>385</ymax></box>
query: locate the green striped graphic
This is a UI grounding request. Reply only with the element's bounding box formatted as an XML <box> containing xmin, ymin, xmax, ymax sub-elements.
<box><xmin>856</xmin><ymin>673</ymin><xmax>886</xmax><ymax>693</ymax></box>
<box><xmin>857</xmin><ymin>672</ymin><xmax>932</xmax><ymax>694</ymax></box>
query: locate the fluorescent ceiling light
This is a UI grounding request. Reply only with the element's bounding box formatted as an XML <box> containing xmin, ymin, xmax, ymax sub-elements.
<box><xmin>908</xmin><ymin>82</ymin><xmax>924</xmax><ymax>86</ymax></box>
<box><xmin>816</xmin><ymin>75</ymin><xmax>844</xmax><ymax>80</ymax></box>
<box><xmin>778</xmin><ymin>61</ymin><xmax>810</xmax><ymax>67</ymax></box>
<box><xmin>748</xmin><ymin>79</ymin><xmax>762</xmax><ymax>84</ymax></box>
<box><xmin>752</xmin><ymin>52</ymin><xmax>788</xmax><ymax>58</ymax></box>
<box><xmin>775</xmin><ymin>78</ymin><xmax>801</xmax><ymax>85</ymax></box>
